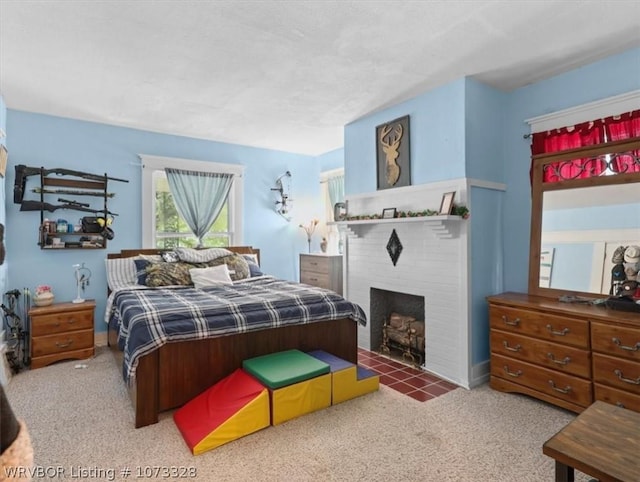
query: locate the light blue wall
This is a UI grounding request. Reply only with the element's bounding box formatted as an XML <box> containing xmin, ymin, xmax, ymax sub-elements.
<box><xmin>344</xmin><ymin>79</ymin><xmax>466</xmax><ymax>195</ymax></box>
<box><xmin>318</xmin><ymin>148</ymin><xmax>344</xmax><ymax>172</ymax></box>
<box><xmin>503</xmin><ymin>47</ymin><xmax>640</xmax><ymax>293</ymax></box>
<box><xmin>5</xmin><ymin>111</ymin><xmax>320</xmax><ymax>332</ymax></box>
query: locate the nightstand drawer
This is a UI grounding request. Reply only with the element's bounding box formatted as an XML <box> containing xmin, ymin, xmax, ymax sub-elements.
<box><xmin>31</xmin><ymin>329</ymin><xmax>94</xmax><ymax>357</ymax></box>
<box><xmin>31</xmin><ymin>310</ymin><xmax>94</xmax><ymax>336</ymax></box>
<box><xmin>301</xmin><ymin>271</ymin><xmax>330</xmax><ymax>289</ymax></box>
<box><xmin>300</xmin><ymin>255</ymin><xmax>330</xmax><ymax>274</ymax></box>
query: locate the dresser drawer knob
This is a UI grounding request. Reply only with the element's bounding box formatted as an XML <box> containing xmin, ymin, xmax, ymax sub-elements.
<box><xmin>614</xmin><ymin>369</ymin><xmax>640</xmax><ymax>385</ymax></box>
<box><xmin>546</xmin><ymin>353</ymin><xmax>571</xmax><ymax>366</ymax></box>
<box><xmin>548</xmin><ymin>380</ymin><xmax>572</xmax><ymax>394</ymax></box>
<box><xmin>503</xmin><ymin>366</ymin><xmax>522</xmax><ymax>378</ymax></box>
<box><xmin>502</xmin><ymin>341</ymin><xmax>522</xmax><ymax>352</ymax></box>
<box><xmin>612</xmin><ymin>337</ymin><xmax>640</xmax><ymax>352</ymax></box>
<box><xmin>55</xmin><ymin>339</ymin><xmax>73</xmax><ymax>349</ymax></box>
<box><xmin>546</xmin><ymin>324</ymin><xmax>569</xmax><ymax>336</ymax></box>
<box><xmin>501</xmin><ymin>315</ymin><xmax>520</xmax><ymax>327</ymax></box>
<box><xmin>67</xmin><ymin>318</ymin><xmax>76</xmax><ymax>324</ymax></box>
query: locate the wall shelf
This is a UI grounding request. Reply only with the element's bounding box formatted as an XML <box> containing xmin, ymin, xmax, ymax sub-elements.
<box><xmin>329</xmin><ymin>215</ymin><xmax>464</xmax><ymax>239</ymax></box>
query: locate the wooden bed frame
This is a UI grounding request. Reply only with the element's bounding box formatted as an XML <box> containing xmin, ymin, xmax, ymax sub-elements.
<box><xmin>107</xmin><ymin>247</ymin><xmax>358</xmax><ymax>428</ymax></box>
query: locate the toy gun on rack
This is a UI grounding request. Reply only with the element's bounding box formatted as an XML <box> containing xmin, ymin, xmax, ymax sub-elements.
<box><xmin>14</xmin><ymin>164</ymin><xmax>128</xmax><ymax>204</ymax></box>
<box><xmin>19</xmin><ymin>200</ymin><xmax>119</xmax><ymax>216</ymax></box>
<box><xmin>32</xmin><ymin>187</ymin><xmax>116</xmax><ymax>198</ymax></box>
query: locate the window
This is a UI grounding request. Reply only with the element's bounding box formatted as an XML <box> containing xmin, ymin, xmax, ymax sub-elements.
<box><xmin>140</xmin><ymin>154</ymin><xmax>244</xmax><ymax>248</ymax></box>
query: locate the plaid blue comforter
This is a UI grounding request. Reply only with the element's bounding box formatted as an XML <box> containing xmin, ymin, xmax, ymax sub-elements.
<box><xmin>107</xmin><ymin>276</ymin><xmax>367</xmax><ymax>384</ymax></box>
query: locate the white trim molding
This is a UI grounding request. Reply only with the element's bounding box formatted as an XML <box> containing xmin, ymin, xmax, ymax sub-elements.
<box><xmin>526</xmin><ymin>89</ymin><xmax>640</xmax><ymax>133</ymax></box>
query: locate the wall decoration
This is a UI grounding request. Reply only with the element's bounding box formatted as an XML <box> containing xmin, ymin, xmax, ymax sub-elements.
<box><xmin>386</xmin><ymin>229</ymin><xmax>403</xmax><ymax>266</ymax></box>
<box><xmin>333</xmin><ymin>202</ymin><xmax>347</xmax><ymax>221</ymax></box>
<box><xmin>376</xmin><ymin>115</ymin><xmax>410</xmax><ymax>190</ymax></box>
<box><xmin>539</xmin><ymin>248</ymin><xmax>554</xmax><ymax>288</ymax></box>
<box><xmin>439</xmin><ymin>191</ymin><xmax>455</xmax><ymax>215</ymax></box>
<box><xmin>382</xmin><ymin>208</ymin><xmax>397</xmax><ymax>219</ymax></box>
<box><xmin>0</xmin><ymin>145</ymin><xmax>7</xmax><ymax>178</ymax></box>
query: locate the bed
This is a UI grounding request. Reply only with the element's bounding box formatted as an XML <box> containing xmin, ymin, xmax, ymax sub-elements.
<box><xmin>106</xmin><ymin>247</ymin><xmax>364</xmax><ymax>428</ymax></box>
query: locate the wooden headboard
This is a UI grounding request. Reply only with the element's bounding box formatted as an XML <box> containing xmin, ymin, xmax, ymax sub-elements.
<box><xmin>107</xmin><ymin>246</ymin><xmax>260</xmax><ymax>264</ymax></box>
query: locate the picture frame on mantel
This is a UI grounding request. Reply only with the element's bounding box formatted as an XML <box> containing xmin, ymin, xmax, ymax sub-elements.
<box><xmin>376</xmin><ymin>115</ymin><xmax>410</xmax><ymax>190</ymax></box>
<box><xmin>439</xmin><ymin>191</ymin><xmax>455</xmax><ymax>215</ymax></box>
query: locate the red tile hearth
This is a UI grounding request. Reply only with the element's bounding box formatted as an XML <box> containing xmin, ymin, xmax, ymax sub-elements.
<box><xmin>358</xmin><ymin>348</ymin><xmax>458</xmax><ymax>402</ymax></box>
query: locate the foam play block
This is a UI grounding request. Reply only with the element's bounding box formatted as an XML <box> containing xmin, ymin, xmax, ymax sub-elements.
<box><xmin>173</xmin><ymin>368</ymin><xmax>270</xmax><ymax>455</ymax></box>
<box><xmin>308</xmin><ymin>350</ymin><xmax>379</xmax><ymax>404</ymax></box>
<box><xmin>270</xmin><ymin>373</ymin><xmax>332</xmax><ymax>425</ymax></box>
<box><xmin>242</xmin><ymin>349</ymin><xmax>330</xmax><ymax>389</ymax></box>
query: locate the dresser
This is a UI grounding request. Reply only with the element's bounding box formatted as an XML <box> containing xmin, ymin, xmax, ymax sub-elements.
<box><xmin>487</xmin><ymin>292</ymin><xmax>640</xmax><ymax>413</ymax></box>
<box><xmin>29</xmin><ymin>300</ymin><xmax>96</xmax><ymax>369</ymax></box>
<box><xmin>299</xmin><ymin>254</ymin><xmax>343</xmax><ymax>295</ymax></box>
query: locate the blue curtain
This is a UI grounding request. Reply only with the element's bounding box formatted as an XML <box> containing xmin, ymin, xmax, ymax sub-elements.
<box><xmin>327</xmin><ymin>175</ymin><xmax>344</xmax><ymax>220</ymax></box>
<box><xmin>165</xmin><ymin>168</ymin><xmax>234</xmax><ymax>247</ymax></box>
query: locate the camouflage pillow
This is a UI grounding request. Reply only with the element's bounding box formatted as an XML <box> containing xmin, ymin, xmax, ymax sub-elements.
<box><xmin>206</xmin><ymin>254</ymin><xmax>250</xmax><ymax>281</ymax></box>
<box><xmin>145</xmin><ymin>262</ymin><xmax>194</xmax><ymax>287</ymax></box>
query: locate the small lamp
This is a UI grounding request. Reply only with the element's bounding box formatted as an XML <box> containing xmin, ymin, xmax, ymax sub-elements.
<box><xmin>271</xmin><ymin>171</ymin><xmax>293</xmax><ymax>220</ymax></box>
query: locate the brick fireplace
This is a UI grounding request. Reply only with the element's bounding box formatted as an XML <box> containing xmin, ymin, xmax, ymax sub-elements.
<box><xmin>340</xmin><ymin>180</ymin><xmax>472</xmax><ymax>388</ymax></box>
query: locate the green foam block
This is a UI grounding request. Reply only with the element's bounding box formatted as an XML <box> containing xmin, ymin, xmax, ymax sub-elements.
<box><xmin>242</xmin><ymin>349</ymin><xmax>330</xmax><ymax>389</ymax></box>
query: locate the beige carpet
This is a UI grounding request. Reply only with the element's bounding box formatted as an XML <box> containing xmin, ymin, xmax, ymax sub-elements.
<box><xmin>5</xmin><ymin>347</ymin><xmax>593</xmax><ymax>482</ymax></box>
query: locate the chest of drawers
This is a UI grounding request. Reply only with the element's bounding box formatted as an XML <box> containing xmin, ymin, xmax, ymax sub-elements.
<box><xmin>29</xmin><ymin>300</ymin><xmax>96</xmax><ymax>369</ymax></box>
<box><xmin>488</xmin><ymin>292</ymin><xmax>640</xmax><ymax>414</ymax></box>
<box><xmin>299</xmin><ymin>254</ymin><xmax>343</xmax><ymax>295</ymax></box>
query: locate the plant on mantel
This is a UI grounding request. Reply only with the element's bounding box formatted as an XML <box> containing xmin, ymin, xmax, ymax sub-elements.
<box><xmin>343</xmin><ymin>204</ymin><xmax>470</xmax><ymax>221</ymax></box>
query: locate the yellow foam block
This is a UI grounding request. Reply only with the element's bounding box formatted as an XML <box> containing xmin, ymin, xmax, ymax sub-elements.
<box><xmin>332</xmin><ymin>366</ymin><xmax>380</xmax><ymax>404</ymax></box>
<box><xmin>271</xmin><ymin>373</ymin><xmax>331</xmax><ymax>425</ymax></box>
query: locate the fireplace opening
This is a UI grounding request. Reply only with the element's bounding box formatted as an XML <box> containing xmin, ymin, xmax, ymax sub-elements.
<box><xmin>370</xmin><ymin>288</ymin><xmax>425</xmax><ymax>367</ymax></box>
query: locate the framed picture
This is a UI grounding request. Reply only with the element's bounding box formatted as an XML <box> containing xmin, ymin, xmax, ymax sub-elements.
<box><xmin>382</xmin><ymin>208</ymin><xmax>396</xmax><ymax>219</ymax></box>
<box><xmin>333</xmin><ymin>202</ymin><xmax>347</xmax><ymax>221</ymax></box>
<box><xmin>439</xmin><ymin>191</ymin><xmax>455</xmax><ymax>215</ymax></box>
<box><xmin>376</xmin><ymin>115</ymin><xmax>410</xmax><ymax>190</ymax></box>
<box><xmin>0</xmin><ymin>145</ymin><xmax>7</xmax><ymax>178</ymax></box>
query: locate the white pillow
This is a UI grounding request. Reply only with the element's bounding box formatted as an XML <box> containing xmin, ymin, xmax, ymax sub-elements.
<box><xmin>175</xmin><ymin>247</ymin><xmax>233</xmax><ymax>263</ymax></box>
<box><xmin>105</xmin><ymin>258</ymin><xmax>137</xmax><ymax>291</ymax></box>
<box><xmin>189</xmin><ymin>264</ymin><xmax>233</xmax><ymax>289</ymax></box>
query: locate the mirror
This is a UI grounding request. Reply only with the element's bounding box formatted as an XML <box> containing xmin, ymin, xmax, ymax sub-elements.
<box><xmin>529</xmin><ymin>138</ymin><xmax>640</xmax><ymax>298</ymax></box>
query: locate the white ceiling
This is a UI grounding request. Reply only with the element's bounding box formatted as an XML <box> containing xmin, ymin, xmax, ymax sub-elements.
<box><xmin>1</xmin><ymin>1</ymin><xmax>639</xmax><ymax>156</ymax></box>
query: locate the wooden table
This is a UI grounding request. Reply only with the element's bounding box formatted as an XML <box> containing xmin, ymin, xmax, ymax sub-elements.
<box><xmin>543</xmin><ymin>401</ymin><xmax>640</xmax><ymax>482</ymax></box>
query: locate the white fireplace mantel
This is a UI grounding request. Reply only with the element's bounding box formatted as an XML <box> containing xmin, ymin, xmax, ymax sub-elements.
<box><xmin>330</xmin><ymin>215</ymin><xmax>464</xmax><ymax>239</ymax></box>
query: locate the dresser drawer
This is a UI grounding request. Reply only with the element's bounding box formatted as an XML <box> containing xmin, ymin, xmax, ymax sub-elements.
<box><xmin>490</xmin><ymin>330</ymin><xmax>591</xmax><ymax>378</ymax></box>
<box><xmin>31</xmin><ymin>329</ymin><xmax>94</xmax><ymax>357</ymax></box>
<box><xmin>31</xmin><ymin>309</ymin><xmax>94</xmax><ymax>336</ymax></box>
<box><xmin>594</xmin><ymin>383</ymin><xmax>640</xmax><ymax>412</ymax></box>
<box><xmin>489</xmin><ymin>305</ymin><xmax>589</xmax><ymax>348</ymax></box>
<box><xmin>591</xmin><ymin>321</ymin><xmax>640</xmax><ymax>361</ymax></box>
<box><xmin>593</xmin><ymin>352</ymin><xmax>640</xmax><ymax>395</ymax></box>
<box><xmin>300</xmin><ymin>271</ymin><xmax>330</xmax><ymax>289</ymax></box>
<box><xmin>300</xmin><ymin>255</ymin><xmax>330</xmax><ymax>274</ymax></box>
<box><xmin>491</xmin><ymin>353</ymin><xmax>592</xmax><ymax>407</ymax></box>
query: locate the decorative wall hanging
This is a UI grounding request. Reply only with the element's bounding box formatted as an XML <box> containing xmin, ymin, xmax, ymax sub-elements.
<box><xmin>376</xmin><ymin>115</ymin><xmax>410</xmax><ymax>190</ymax></box>
<box><xmin>271</xmin><ymin>171</ymin><xmax>292</xmax><ymax>220</ymax></box>
<box><xmin>386</xmin><ymin>229</ymin><xmax>403</xmax><ymax>266</ymax></box>
<box><xmin>0</xmin><ymin>145</ymin><xmax>7</xmax><ymax>178</ymax></box>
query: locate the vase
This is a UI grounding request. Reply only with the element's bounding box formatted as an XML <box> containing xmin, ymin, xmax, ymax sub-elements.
<box><xmin>320</xmin><ymin>238</ymin><xmax>328</xmax><ymax>253</ymax></box>
<box><xmin>34</xmin><ymin>291</ymin><xmax>54</xmax><ymax>307</ymax></box>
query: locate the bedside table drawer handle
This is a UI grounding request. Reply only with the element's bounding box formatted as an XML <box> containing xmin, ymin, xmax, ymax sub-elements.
<box><xmin>55</xmin><ymin>339</ymin><xmax>73</xmax><ymax>349</ymax></box>
<box><xmin>501</xmin><ymin>315</ymin><xmax>520</xmax><ymax>327</ymax></box>
<box><xmin>612</xmin><ymin>338</ymin><xmax>640</xmax><ymax>352</ymax></box>
<box><xmin>502</xmin><ymin>341</ymin><xmax>521</xmax><ymax>352</ymax></box>
<box><xmin>546</xmin><ymin>353</ymin><xmax>571</xmax><ymax>366</ymax></box>
<box><xmin>67</xmin><ymin>318</ymin><xmax>76</xmax><ymax>324</ymax></box>
<box><xmin>503</xmin><ymin>366</ymin><xmax>522</xmax><ymax>378</ymax></box>
<box><xmin>546</xmin><ymin>324</ymin><xmax>569</xmax><ymax>336</ymax></box>
<box><xmin>614</xmin><ymin>369</ymin><xmax>640</xmax><ymax>385</ymax></box>
<box><xmin>548</xmin><ymin>380</ymin><xmax>571</xmax><ymax>394</ymax></box>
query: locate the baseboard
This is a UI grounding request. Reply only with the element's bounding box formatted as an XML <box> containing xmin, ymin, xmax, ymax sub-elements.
<box><xmin>95</xmin><ymin>332</ymin><xmax>108</xmax><ymax>347</ymax></box>
<box><xmin>469</xmin><ymin>359</ymin><xmax>490</xmax><ymax>388</ymax></box>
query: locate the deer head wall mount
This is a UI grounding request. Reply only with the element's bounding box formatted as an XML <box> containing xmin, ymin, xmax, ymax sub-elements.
<box><xmin>376</xmin><ymin>115</ymin><xmax>410</xmax><ymax>190</ymax></box>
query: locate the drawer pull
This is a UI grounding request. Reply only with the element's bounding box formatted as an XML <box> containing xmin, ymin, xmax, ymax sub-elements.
<box><xmin>502</xmin><ymin>341</ymin><xmax>521</xmax><ymax>352</ymax></box>
<box><xmin>614</xmin><ymin>369</ymin><xmax>640</xmax><ymax>385</ymax></box>
<box><xmin>548</xmin><ymin>380</ymin><xmax>572</xmax><ymax>394</ymax></box>
<box><xmin>612</xmin><ymin>337</ymin><xmax>640</xmax><ymax>352</ymax></box>
<box><xmin>546</xmin><ymin>353</ymin><xmax>571</xmax><ymax>366</ymax></box>
<box><xmin>503</xmin><ymin>366</ymin><xmax>522</xmax><ymax>378</ymax></box>
<box><xmin>55</xmin><ymin>339</ymin><xmax>73</xmax><ymax>349</ymax></box>
<box><xmin>67</xmin><ymin>318</ymin><xmax>76</xmax><ymax>324</ymax></box>
<box><xmin>501</xmin><ymin>315</ymin><xmax>520</xmax><ymax>327</ymax></box>
<box><xmin>546</xmin><ymin>324</ymin><xmax>569</xmax><ymax>336</ymax></box>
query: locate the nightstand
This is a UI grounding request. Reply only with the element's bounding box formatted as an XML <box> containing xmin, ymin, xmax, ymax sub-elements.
<box><xmin>299</xmin><ymin>254</ymin><xmax>343</xmax><ymax>295</ymax></box>
<box><xmin>29</xmin><ymin>300</ymin><xmax>95</xmax><ymax>369</ymax></box>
